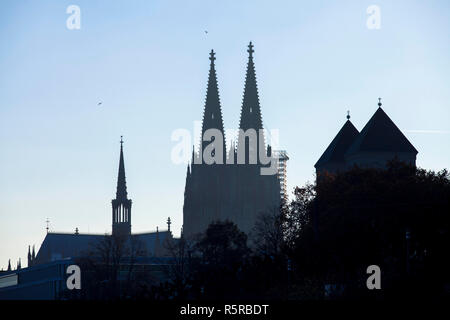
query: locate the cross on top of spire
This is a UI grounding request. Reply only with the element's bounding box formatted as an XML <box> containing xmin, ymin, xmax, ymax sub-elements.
<box><xmin>209</xmin><ymin>49</ymin><xmax>216</xmax><ymax>62</ymax></box>
<box><xmin>248</xmin><ymin>41</ymin><xmax>254</xmax><ymax>57</ymax></box>
<box><xmin>167</xmin><ymin>217</ymin><xmax>171</xmax><ymax>232</ymax></box>
<box><xmin>378</xmin><ymin>97</ymin><xmax>382</xmax><ymax>107</ymax></box>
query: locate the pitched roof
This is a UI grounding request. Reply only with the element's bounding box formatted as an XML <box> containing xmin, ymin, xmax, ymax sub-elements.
<box><xmin>315</xmin><ymin>120</ymin><xmax>359</xmax><ymax>168</ymax></box>
<box><xmin>35</xmin><ymin>231</ymin><xmax>172</xmax><ymax>265</ymax></box>
<box><xmin>345</xmin><ymin>107</ymin><xmax>418</xmax><ymax>156</ymax></box>
<box><xmin>34</xmin><ymin>233</ymin><xmax>104</xmax><ymax>264</ymax></box>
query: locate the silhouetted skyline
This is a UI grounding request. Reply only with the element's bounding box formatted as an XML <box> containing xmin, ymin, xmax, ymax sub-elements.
<box><xmin>1</xmin><ymin>0</ymin><xmax>450</xmax><ymax>270</ymax></box>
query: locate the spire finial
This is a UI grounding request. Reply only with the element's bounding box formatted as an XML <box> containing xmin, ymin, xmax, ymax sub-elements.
<box><xmin>120</xmin><ymin>135</ymin><xmax>123</xmax><ymax>146</ymax></box>
<box><xmin>209</xmin><ymin>49</ymin><xmax>216</xmax><ymax>63</ymax></box>
<box><xmin>347</xmin><ymin>110</ymin><xmax>350</xmax><ymax>120</ymax></box>
<box><xmin>378</xmin><ymin>97</ymin><xmax>382</xmax><ymax>107</ymax></box>
<box><xmin>248</xmin><ymin>41</ymin><xmax>254</xmax><ymax>57</ymax></box>
<box><xmin>167</xmin><ymin>217</ymin><xmax>171</xmax><ymax>232</ymax></box>
<box><xmin>46</xmin><ymin>218</ymin><xmax>50</xmax><ymax>234</ymax></box>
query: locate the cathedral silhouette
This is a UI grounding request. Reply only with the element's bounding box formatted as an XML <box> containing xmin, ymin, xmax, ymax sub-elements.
<box><xmin>182</xmin><ymin>42</ymin><xmax>281</xmax><ymax>239</ymax></box>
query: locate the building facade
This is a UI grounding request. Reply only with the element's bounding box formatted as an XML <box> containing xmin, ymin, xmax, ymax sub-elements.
<box><xmin>183</xmin><ymin>43</ymin><xmax>281</xmax><ymax>239</ymax></box>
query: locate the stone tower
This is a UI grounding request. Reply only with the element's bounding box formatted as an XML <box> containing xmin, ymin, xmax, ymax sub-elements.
<box><xmin>112</xmin><ymin>136</ymin><xmax>132</xmax><ymax>236</ymax></box>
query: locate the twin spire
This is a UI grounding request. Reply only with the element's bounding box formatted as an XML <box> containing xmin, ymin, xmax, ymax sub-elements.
<box><xmin>239</xmin><ymin>41</ymin><xmax>263</xmax><ymax>132</ymax></box>
<box><xmin>201</xmin><ymin>49</ymin><xmax>225</xmax><ymax>155</ymax></box>
<box><xmin>199</xmin><ymin>42</ymin><xmax>265</xmax><ymax>157</ymax></box>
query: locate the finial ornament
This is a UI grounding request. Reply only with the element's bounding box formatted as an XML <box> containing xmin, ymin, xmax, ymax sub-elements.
<box><xmin>46</xmin><ymin>218</ymin><xmax>50</xmax><ymax>233</ymax></box>
<box><xmin>120</xmin><ymin>135</ymin><xmax>123</xmax><ymax>146</ymax></box>
<box><xmin>167</xmin><ymin>217</ymin><xmax>172</xmax><ymax>232</ymax></box>
<box><xmin>378</xmin><ymin>97</ymin><xmax>382</xmax><ymax>107</ymax></box>
<box><xmin>209</xmin><ymin>49</ymin><xmax>216</xmax><ymax>62</ymax></box>
<box><xmin>248</xmin><ymin>41</ymin><xmax>254</xmax><ymax>56</ymax></box>
<box><xmin>346</xmin><ymin>110</ymin><xmax>350</xmax><ymax>120</ymax></box>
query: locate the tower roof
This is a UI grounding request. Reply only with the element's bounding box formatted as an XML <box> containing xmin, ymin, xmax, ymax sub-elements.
<box><xmin>115</xmin><ymin>136</ymin><xmax>128</xmax><ymax>200</ymax></box>
<box><xmin>239</xmin><ymin>41</ymin><xmax>263</xmax><ymax>131</ymax></box>
<box><xmin>345</xmin><ymin>106</ymin><xmax>418</xmax><ymax>156</ymax></box>
<box><xmin>315</xmin><ymin>118</ymin><xmax>359</xmax><ymax>168</ymax></box>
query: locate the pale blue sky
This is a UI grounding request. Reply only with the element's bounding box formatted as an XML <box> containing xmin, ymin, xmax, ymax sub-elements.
<box><xmin>1</xmin><ymin>0</ymin><xmax>449</xmax><ymax>269</ymax></box>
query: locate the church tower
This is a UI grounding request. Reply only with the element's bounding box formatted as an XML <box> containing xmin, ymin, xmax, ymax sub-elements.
<box><xmin>237</xmin><ymin>42</ymin><xmax>265</xmax><ymax>164</ymax></box>
<box><xmin>112</xmin><ymin>136</ymin><xmax>132</xmax><ymax>236</ymax></box>
<box><xmin>235</xmin><ymin>42</ymin><xmax>280</xmax><ymax>234</ymax></box>
<box><xmin>183</xmin><ymin>43</ymin><xmax>281</xmax><ymax>239</ymax></box>
<box><xmin>183</xmin><ymin>50</ymin><xmax>227</xmax><ymax>237</ymax></box>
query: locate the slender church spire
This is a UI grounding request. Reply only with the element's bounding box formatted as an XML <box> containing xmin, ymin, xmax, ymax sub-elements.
<box><xmin>200</xmin><ymin>50</ymin><xmax>226</xmax><ymax>160</ymax></box>
<box><xmin>239</xmin><ymin>42</ymin><xmax>263</xmax><ymax>132</ymax></box>
<box><xmin>112</xmin><ymin>136</ymin><xmax>132</xmax><ymax>236</ymax></box>
<box><xmin>116</xmin><ymin>136</ymin><xmax>128</xmax><ymax>200</ymax></box>
<box><xmin>237</xmin><ymin>42</ymin><xmax>266</xmax><ymax>164</ymax></box>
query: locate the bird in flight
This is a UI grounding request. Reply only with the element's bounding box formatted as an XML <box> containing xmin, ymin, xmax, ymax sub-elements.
<box><xmin>204</xmin><ymin>30</ymin><xmax>208</xmax><ymax>34</ymax></box>
<box><xmin>97</xmin><ymin>101</ymin><xmax>102</xmax><ymax>106</ymax></box>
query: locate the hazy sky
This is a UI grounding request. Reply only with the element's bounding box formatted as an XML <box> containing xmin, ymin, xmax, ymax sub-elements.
<box><xmin>1</xmin><ymin>0</ymin><xmax>449</xmax><ymax>269</ymax></box>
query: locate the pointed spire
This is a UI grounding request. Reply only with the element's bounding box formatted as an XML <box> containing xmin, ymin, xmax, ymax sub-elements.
<box><xmin>237</xmin><ymin>42</ymin><xmax>266</xmax><ymax>163</ymax></box>
<box><xmin>32</xmin><ymin>245</ymin><xmax>35</xmax><ymax>259</ymax></box>
<box><xmin>116</xmin><ymin>136</ymin><xmax>128</xmax><ymax>200</ymax></box>
<box><xmin>7</xmin><ymin>259</ymin><xmax>11</xmax><ymax>271</ymax></box>
<box><xmin>239</xmin><ymin>41</ymin><xmax>263</xmax><ymax>131</ymax></box>
<box><xmin>201</xmin><ymin>49</ymin><xmax>226</xmax><ymax>156</ymax></box>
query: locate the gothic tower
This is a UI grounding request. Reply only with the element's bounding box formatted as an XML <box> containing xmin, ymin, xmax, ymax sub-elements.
<box><xmin>183</xmin><ymin>50</ymin><xmax>227</xmax><ymax>237</ymax></box>
<box><xmin>112</xmin><ymin>136</ymin><xmax>132</xmax><ymax>236</ymax></box>
<box><xmin>235</xmin><ymin>42</ymin><xmax>280</xmax><ymax>234</ymax></box>
<box><xmin>183</xmin><ymin>43</ymin><xmax>281</xmax><ymax>239</ymax></box>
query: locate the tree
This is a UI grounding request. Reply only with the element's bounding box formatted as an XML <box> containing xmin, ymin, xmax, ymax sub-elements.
<box><xmin>69</xmin><ymin>233</ymin><xmax>150</xmax><ymax>300</ymax></box>
<box><xmin>162</xmin><ymin>235</ymin><xmax>196</xmax><ymax>299</ymax></box>
<box><xmin>286</xmin><ymin>161</ymin><xmax>450</xmax><ymax>300</ymax></box>
<box><xmin>193</xmin><ymin>221</ymin><xmax>249</xmax><ymax>299</ymax></box>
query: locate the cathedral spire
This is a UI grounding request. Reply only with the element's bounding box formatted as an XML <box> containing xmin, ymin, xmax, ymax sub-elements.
<box><xmin>237</xmin><ymin>42</ymin><xmax>266</xmax><ymax>164</ymax></box>
<box><xmin>239</xmin><ymin>42</ymin><xmax>263</xmax><ymax>131</ymax></box>
<box><xmin>201</xmin><ymin>50</ymin><xmax>226</xmax><ymax>157</ymax></box>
